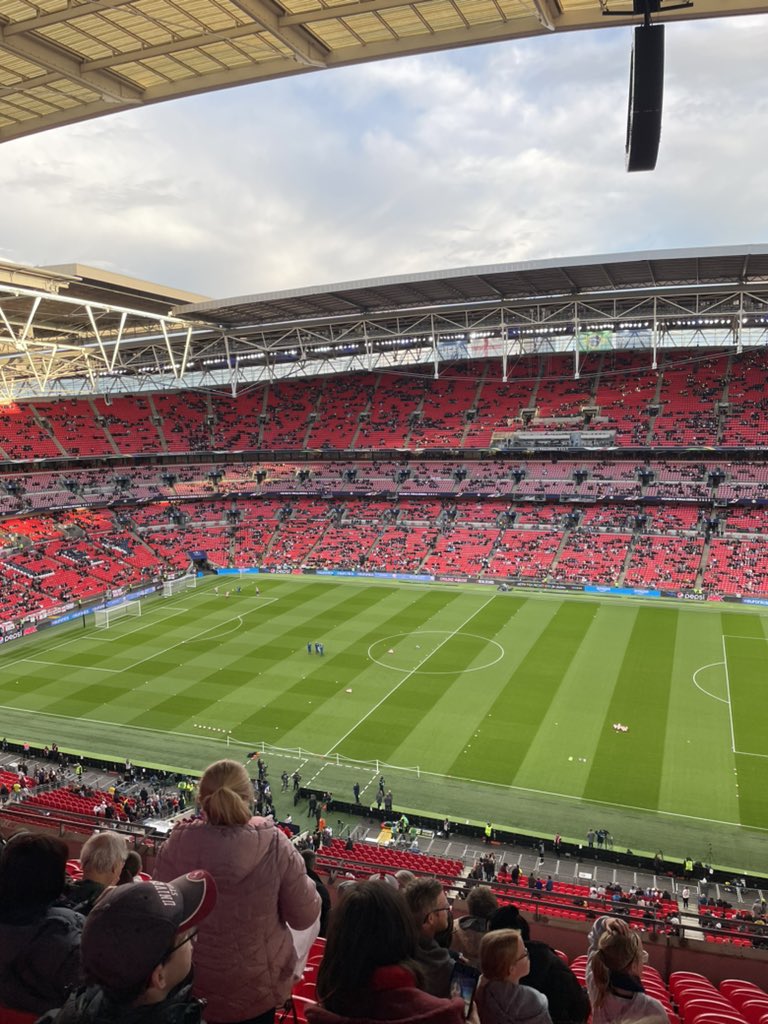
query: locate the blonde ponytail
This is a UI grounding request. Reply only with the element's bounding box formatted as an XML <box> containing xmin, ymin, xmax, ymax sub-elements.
<box><xmin>198</xmin><ymin>759</ymin><xmax>253</xmax><ymax>826</ymax></box>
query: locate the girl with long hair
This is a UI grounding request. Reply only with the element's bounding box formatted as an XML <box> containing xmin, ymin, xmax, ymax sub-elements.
<box><xmin>585</xmin><ymin>917</ymin><xmax>666</xmax><ymax>1024</ymax></box>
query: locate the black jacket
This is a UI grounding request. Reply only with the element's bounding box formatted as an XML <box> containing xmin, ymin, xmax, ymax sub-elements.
<box><xmin>37</xmin><ymin>983</ymin><xmax>206</xmax><ymax>1024</ymax></box>
<box><xmin>0</xmin><ymin>904</ymin><xmax>84</xmax><ymax>1014</ymax></box>
<box><xmin>523</xmin><ymin>942</ymin><xmax>590</xmax><ymax>1024</ymax></box>
<box><xmin>62</xmin><ymin>879</ymin><xmax>106</xmax><ymax>918</ymax></box>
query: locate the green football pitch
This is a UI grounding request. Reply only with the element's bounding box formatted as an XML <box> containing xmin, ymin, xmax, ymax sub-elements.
<box><xmin>2</xmin><ymin>576</ymin><xmax>766</xmax><ymax>871</ymax></box>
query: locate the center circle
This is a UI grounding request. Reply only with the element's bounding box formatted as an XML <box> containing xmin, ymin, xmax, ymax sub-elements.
<box><xmin>367</xmin><ymin>631</ymin><xmax>504</xmax><ymax>675</ymax></box>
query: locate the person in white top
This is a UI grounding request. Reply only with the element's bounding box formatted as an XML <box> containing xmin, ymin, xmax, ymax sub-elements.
<box><xmin>585</xmin><ymin>917</ymin><xmax>667</xmax><ymax>1024</ymax></box>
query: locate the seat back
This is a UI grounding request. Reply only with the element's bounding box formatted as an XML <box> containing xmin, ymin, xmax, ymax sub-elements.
<box><xmin>0</xmin><ymin>1008</ymin><xmax>40</xmax><ymax>1024</ymax></box>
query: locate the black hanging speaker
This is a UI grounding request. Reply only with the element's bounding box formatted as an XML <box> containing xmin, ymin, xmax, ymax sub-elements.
<box><xmin>625</xmin><ymin>23</ymin><xmax>665</xmax><ymax>172</ymax></box>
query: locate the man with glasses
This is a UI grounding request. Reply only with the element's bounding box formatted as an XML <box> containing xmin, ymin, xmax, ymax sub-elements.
<box><xmin>404</xmin><ymin>878</ymin><xmax>459</xmax><ymax>999</ymax></box>
<box><xmin>40</xmin><ymin>870</ymin><xmax>217</xmax><ymax>1023</ymax></box>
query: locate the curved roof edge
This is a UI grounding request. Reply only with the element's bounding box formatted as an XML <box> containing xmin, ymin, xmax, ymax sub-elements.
<box><xmin>174</xmin><ymin>245</ymin><xmax>768</xmax><ymax>328</ymax></box>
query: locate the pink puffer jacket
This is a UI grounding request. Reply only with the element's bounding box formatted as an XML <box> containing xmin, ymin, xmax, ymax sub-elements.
<box><xmin>154</xmin><ymin>816</ymin><xmax>321</xmax><ymax>1023</ymax></box>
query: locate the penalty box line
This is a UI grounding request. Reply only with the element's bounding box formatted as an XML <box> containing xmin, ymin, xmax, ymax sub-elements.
<box><xmin>0</xmin><ymin>605</ymin><xmax>191</xmax><ymax>672</ymax></box>
<box><xmin>19</xmin><ymin>601</ymin><xmax>278</xmax><ymax>679</ymax></box>
<box><xmin>721</xmin><ymin>633</ymin><xmax>768</xmax><ymax>758</ymax></box>
<box><xmin>88</xmin><ymin>606</ymin><xmax>191</xmax><ymax>643</ymax></box>
<box><xmin>92</xmin><ymin>604</ymin><xmax>272</xmax><ymax>674</ymax></box>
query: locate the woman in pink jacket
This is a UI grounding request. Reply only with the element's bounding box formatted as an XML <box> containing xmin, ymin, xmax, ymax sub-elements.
<box><xmin>154</xmin><ymin>759</ymin><xmax>321</xmax><ymax>1024</ymax></box>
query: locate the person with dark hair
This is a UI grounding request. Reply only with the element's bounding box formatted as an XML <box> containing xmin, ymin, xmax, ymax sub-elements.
<box><xmin>153</xmin><ymin>758</ymin><xmax>320</xmax><ymax>1024</ymax></box>
<box><xmin>404</xmin><ymin>878</ymin><xmax>457</xmax><ymax>998</ymax></box>
<box><xmin>0</xmin><ymin>833</ymin><xmax>84</xmax><ymax>1015</ymax></box>
<box><xmin>301</xmin><ymin>849</ymin><xmax>331</xmax><ymax>937</ymax></box>
<box><xmin>307</xmin><ymin>880</ymin><xmax>465</xmax><ymax>1024</ymax></box>
<box><xmin>452</xmin><ymin>886</ymin><xmax>498</xmax><ymax>969</ymax></box>
<box><xmin>39</xmin><ymin>871</ymin><xmax>217</xmax><ymax>1023</ymax></box>
<box><xmin>117</xmin><ymin>850</ymin><xmax>143</xmax><ymax>886</ymax></box>
<box><xmin>488</xmin><ymin>906</ymin><xmax>589</xmax><ymax>1024</ymax></box>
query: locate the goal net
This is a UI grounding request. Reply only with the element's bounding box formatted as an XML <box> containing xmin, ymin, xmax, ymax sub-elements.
<box><xmin>94</xmin><ymin>600</ymin><xmax>142</xmax><ymax>629</ymax></box>
<box><xmin>162</xmin><ymin>575</ymin><xmax>197</xmax><ymax>598</ymax></box>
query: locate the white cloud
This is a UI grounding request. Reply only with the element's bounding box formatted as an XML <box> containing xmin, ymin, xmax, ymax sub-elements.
<box><xmin>0</xmin><ymin>13</ymin><xmax>766</xmax><ymax>296</ymax></box>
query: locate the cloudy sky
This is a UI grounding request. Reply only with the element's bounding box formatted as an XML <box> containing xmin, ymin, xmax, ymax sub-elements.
<box><xmin>0</xmin><ymin>11</ymin><xmax>766</xmax><ymax>299</ymax></box>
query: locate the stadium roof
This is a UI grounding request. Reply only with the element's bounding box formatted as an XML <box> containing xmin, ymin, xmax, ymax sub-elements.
<box><xmin>1</xmin><ymin>247</ymin><xmax>768</xmax><ymax>403</ymax></box>
<box><xmin>1</xmin><ymin>0</ymin><xmax>766</xmax><ymax>144</ymax></box>
<box><xmin>177</xmin><ymin>245</ymin><xmax>768</xmax><ymax>327</ymax></box>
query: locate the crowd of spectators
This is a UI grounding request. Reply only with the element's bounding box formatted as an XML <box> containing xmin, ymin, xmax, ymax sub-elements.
<box><xmin>1</xmin><ymin>749</ymin><xmax>766</xmax><ymax>1023</ymax></box>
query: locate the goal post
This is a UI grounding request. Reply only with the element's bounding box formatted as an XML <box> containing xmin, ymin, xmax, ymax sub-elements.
<box><xmin>94</xmin><ymin>600</ymin><xmax>142</xmax><ymax>629</ymax></box>
<box><xmin>162</xmin><ymin>575</ymin><xmax>197</xmax><ymax>598</ymax></box>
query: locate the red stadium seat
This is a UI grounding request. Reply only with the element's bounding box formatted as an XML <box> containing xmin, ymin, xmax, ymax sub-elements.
<box><xmin>0</xmin><ymin>1009</ymin><xmax>39</xmax><ymax>1024</ymax></box>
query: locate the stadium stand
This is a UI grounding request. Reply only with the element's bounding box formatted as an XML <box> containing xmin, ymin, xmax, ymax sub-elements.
<box><xmin>3</xmin><ymin>349</ymin><xmax>768</xmax><ymax>625</ymax></box>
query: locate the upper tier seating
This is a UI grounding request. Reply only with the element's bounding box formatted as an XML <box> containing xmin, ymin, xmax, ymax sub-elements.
<box><xmin>1</xmin><ymin>350</ymin><xmax>768</xmax><ymax>458</ymax></box>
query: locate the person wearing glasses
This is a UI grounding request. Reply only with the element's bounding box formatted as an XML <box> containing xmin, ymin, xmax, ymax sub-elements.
<box><xmin>475</xmin><ymin>929</ymin><xmax>552</xmax><ymax>1024</ymax></box>
<box><xmin>307</xmin><ymin>881</ymin><xmax>466</xmax><ymax>1024</ymax></box>
<box><xmin>39</xmin><ymin>870</ymin><xmax>217</xmax><ymax>1023</ymax></box>
<box><xmin>404</xmin><ymin>879</ymin><xmax>458</xmax><ymax>998</ymax></box>
<box><xmin>486</xmin><ymin>906</ymin><xmax>589</xmax><ymax>1024</ymax></box>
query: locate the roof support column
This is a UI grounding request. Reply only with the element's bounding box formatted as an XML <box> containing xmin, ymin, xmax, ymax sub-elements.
<box><xmin>501</xmin><ymin>312</ymin><xmax>508</xmax><ymax>382</ymax></box>
<box><xmin>573</xmin><ymin>303</ymin><xmax>580</xmax><ymax>380</ymax></box>
<box><xmin>651</xmin><ymin>296</ymin><xmax>658</xmax><ymax>369</ymax></box>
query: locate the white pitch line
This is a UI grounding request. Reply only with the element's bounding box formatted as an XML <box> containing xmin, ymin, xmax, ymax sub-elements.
<box><xmin>721</xmin><ymin>634</ymin><xmax>737</xmax><ymax>754</ymax></box>
<box><xmin>324</xmin><ymin>593</ymin><xmax>498</xmax><ymax>757</ymax></box>
<box><xmin>388</xmin><ymin>762</ymin><xmax>768</xmax><ymax>834</ymax></box>
<box><xmin>24</xmin><ymin>659</ymin><xmax>121</xmax><ymax>674</ymax></box>
<box><xmin>0</xmin><ymin>701</ymin><xmax>229</xmax><ymax>746</ymax></box>
<box><xmin>691</xmin><ymin>662</ymin><xmax>729</xmax><ymax>704</ymax></box>
<box><xmin>118</xmin><ymin>606</ymin><xmax>265</xmax><ymax>673</ymax></box>
<box><xmin>1</xmin><ymin>697</ymin><xmax>763</xmax><ymax>833</ymax></box>
<box><xmin>89</xmin><ymin>606</ymin><xmax>191</xmax><ymax>643</ymax></box>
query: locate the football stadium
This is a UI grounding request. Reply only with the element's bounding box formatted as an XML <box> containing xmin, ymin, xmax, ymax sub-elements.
<box><xmin>2</xmin><ymin>1</ymin><xmax>768</xmax><ymax>1019</ymax></box>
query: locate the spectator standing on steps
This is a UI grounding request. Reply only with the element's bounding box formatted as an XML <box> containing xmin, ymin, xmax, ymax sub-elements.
<box><xmin>681</xmin><ymin>887</ymin><xmax>690</xmax><ymax>910</ymax></box>
<box><xmin>153</xmin><ymin>758</ymin><xmax>321</xmax><ymax>1024</ymax></box>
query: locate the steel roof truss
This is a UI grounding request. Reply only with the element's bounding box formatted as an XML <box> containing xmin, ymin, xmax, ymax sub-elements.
<box><xmin>0</xmin><ymin>21</ymin><xmax>143</xmax><ymax>104</ymax></box>
<box><xmin>226</xmin><ymin>0</ymin><xmax>329</xmax><ymax>67</ymax></box>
